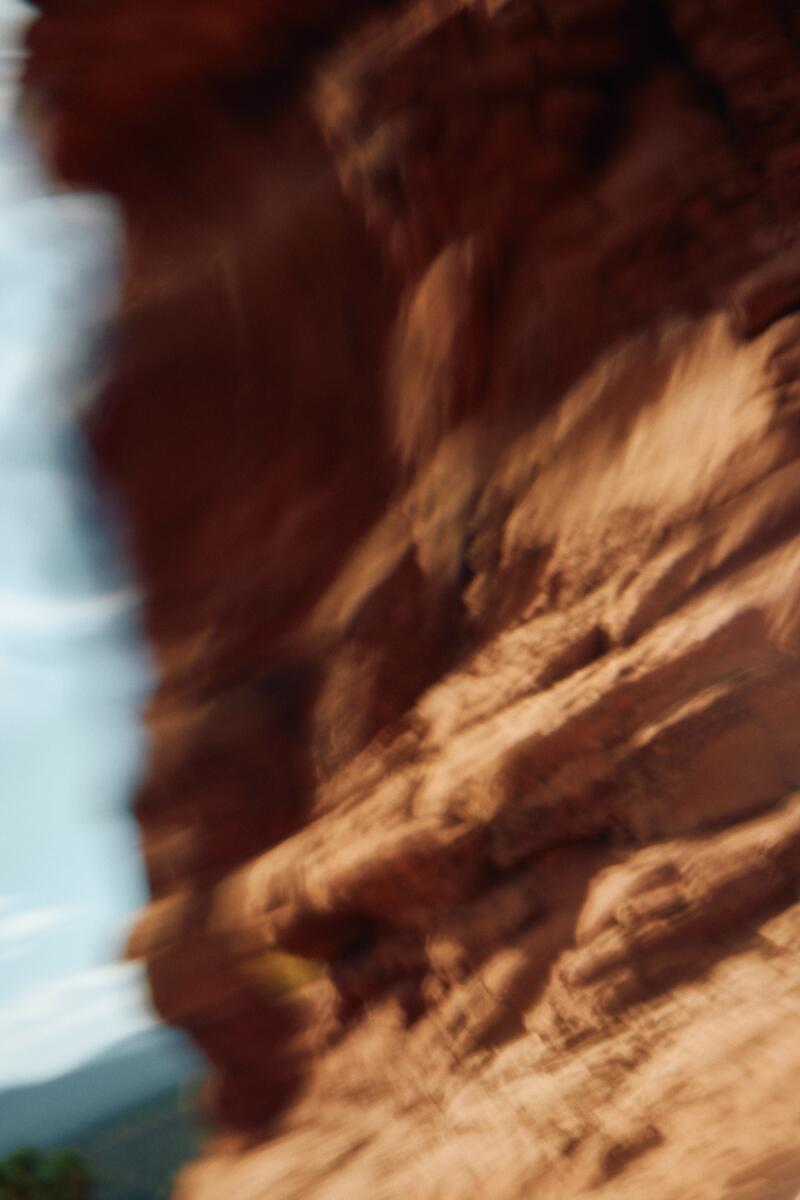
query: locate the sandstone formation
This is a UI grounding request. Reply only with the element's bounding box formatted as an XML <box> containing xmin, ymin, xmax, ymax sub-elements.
<box><xmin>24</xmin><ymin>0</ymin><xmax>800</xmax><ymax>1196</ymax></box>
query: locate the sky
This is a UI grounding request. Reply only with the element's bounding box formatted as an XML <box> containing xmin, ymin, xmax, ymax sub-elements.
<box><xmin>0</xmin><ymin>1</ymin><xmax>157</xmax><ymax>1086</ymax></box>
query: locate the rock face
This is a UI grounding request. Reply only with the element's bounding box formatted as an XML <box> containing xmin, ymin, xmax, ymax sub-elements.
<box><xmin>24</xmin><ymin>0</ymin><xmax>800</xmax><ymax>1196</ymax></box>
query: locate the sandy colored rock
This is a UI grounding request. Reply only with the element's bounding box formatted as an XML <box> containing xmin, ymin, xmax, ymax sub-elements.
<box><xmin>23</xmin><ymin>0</ymin><xmax>800</xmax><ymax>1195</ymax></box>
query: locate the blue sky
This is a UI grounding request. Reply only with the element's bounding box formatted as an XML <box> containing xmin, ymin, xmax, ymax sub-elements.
<box><xmin>0</xmin><ymin>1</ymin><xmax>157</xmax><ymax>1086</ymax></box>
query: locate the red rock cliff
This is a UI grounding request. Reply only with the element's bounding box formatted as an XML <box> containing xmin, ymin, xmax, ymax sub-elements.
<box><xmin>24</xmin><ymin>0</ymin><xmax>800</xmax><ymax>1195</ymax></box>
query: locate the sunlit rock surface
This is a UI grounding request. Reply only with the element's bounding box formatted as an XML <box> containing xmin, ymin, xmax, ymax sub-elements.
<box><xmin>25</xmin><ymin>0</ymin><xmax>800</xmax><ymax>1195</ymax></box>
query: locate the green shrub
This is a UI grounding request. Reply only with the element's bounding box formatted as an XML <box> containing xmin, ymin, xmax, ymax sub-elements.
<box><xmin>0</xmin><ymin>1147</ymin><xmax>92</xmax><ymax>1200</ymax></box>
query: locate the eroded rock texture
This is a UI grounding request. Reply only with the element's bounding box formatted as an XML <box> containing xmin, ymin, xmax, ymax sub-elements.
<box><xmin>25</xmin><ymin>0</ymin><xmax>800</xmax><ymax>1195</ymax></box>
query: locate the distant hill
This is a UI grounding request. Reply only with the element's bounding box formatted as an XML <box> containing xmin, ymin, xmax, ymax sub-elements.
<box><xmin>62</xmin><ymin>1081</ymin><xmax>204</xmax><ymax>1200</ymax></box>
<box><xmin>0</xmin><ymin>1025</ymin><xmax>203</xmax><ymax>1155</ymax></box>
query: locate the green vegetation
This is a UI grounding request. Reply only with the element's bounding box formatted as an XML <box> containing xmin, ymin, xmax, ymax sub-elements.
<box><xmin>0</xmin><ymin>1147</ymin><xmax>92</xmax><ymax>1200</ymax></box>
<box><xmin>0</xmin><ymin>1082</ymin><xmax>203</xmax><ymax>1200</ymax></box>
<box><xmin>241</xmin><ymin>949</ymin><xmax>324</xmax><ymax>998</ymax></box>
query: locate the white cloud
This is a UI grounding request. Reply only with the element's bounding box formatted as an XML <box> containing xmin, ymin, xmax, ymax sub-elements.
<box><xmin>0</xmin><ymin>900</ymin><xmax>78</xmax><ymax>962</ymax></box>
<box><xmin>0</xmin><ymin>589</ymin><xmax>138</xmax><ymax>636</ymax></box>
<box><xmin>0</xmin><ymin>961</ymin><xmax>156</xmax><ymax>1084</ymax></box>
<box><xmin>0</xmin><ymin>904</ymin><xmax>74</xmax><ymax>944</ymax></box>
